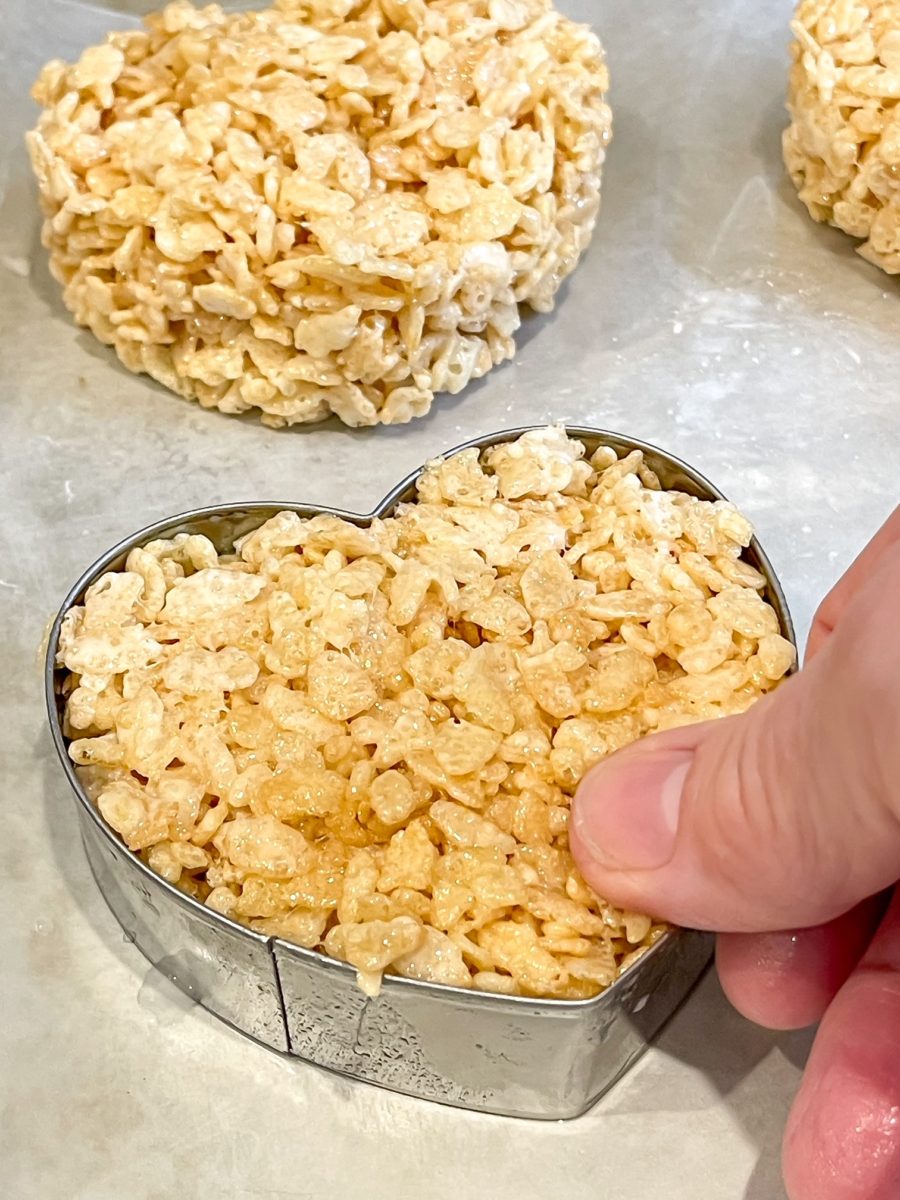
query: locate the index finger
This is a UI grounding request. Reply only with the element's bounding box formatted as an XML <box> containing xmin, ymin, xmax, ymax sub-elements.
<box><xmin>782</xmin><ymin>890</ymin><xmax>900</xmax><ymax>1200</ymax></box>
<box><xmin>806</xmin><ymin>506</ymin><xmax>900</xmax><ymax>663</ymax></box>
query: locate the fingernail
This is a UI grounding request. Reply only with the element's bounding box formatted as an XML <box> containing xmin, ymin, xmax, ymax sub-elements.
<box><xmin>572</xmin><ymin>749</ymin><xmax>693</xmax><ymax>871</ymax></box>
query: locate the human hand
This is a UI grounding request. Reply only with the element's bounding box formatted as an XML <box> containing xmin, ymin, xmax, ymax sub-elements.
<box><xmin>570</xmin><ymin>507</ymin><xmax>900</xmax><ymax>1200</ymax></box>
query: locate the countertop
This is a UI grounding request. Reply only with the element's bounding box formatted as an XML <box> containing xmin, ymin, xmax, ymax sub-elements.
<box><xmin>2</xmin><ymin>1</ymin><xmax>897</xmax><ymax>1197</ymax></box>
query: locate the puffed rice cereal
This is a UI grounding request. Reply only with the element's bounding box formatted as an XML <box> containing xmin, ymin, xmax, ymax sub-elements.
<box><xmin>27</xmin><ymin>0</ymin><xmax>610</xmax><ymax>426</ymax></box>
<box><xmin>784</xmin><ymin>0</ymin><xmax>900</xmax><ymax>272</ymax></box>
<box><xmin>57</xmin><ymin>429</ymin><xmax>795</xmax><ymax>998</ymax></box>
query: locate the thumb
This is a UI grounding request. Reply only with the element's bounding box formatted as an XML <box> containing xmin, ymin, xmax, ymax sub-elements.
<box><xmin>569</xmin><ymin>546</ymin><xmax>900</xmax><ymax>933</ymax></box>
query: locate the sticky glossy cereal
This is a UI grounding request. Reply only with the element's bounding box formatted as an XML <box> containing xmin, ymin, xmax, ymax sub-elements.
<box><xmin>28</xmin><ymin>0</ymin><xmax>611</xmax><ymax>426</ymax></box>
<box><xmin>59</xmin><ymin>428</ymin><xmax>792</xmax><ymax>997</ymax></box>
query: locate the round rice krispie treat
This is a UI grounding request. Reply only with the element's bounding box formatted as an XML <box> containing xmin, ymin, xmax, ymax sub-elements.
<box><xmin>27</xmin><ymin>0</ymin><xmax>611</xmax><ymax>427</ymax></box>
<box><xmin>784</xmin><ymin>0</ymin><xmax>900</xmax><ymax>272</ymax></box>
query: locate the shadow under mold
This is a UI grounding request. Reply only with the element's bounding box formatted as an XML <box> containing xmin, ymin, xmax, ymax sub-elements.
<box><xmin>604</xmin><ymin>964</ymin><xmax>812</xmax><ymax>1200</ymax></box>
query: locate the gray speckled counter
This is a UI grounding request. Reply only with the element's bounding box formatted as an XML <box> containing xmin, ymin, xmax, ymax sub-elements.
<box><xmin>2</xmin><ymin>1</ymin><xmax>896</xmax><ymax>1197</ymax></box>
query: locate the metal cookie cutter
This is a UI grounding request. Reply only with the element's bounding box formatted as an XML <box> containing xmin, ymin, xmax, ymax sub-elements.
<box><xmin>45</xmin><ymin>427</ymin><xmax>796</xmax><ymax>1119</ymax></box>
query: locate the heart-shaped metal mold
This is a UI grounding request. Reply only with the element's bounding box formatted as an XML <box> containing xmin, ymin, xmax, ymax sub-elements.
<box><xmin>45</xmin><ymin>426</ymin><xmax>794</xmax><ymax>1119</ymax></box>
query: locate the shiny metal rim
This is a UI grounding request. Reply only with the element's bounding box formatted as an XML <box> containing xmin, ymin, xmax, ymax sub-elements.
<box><xmin>45</xmin><ymin>425</ymin><xmax>796</xmax><ymax>1010</ymax></box>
